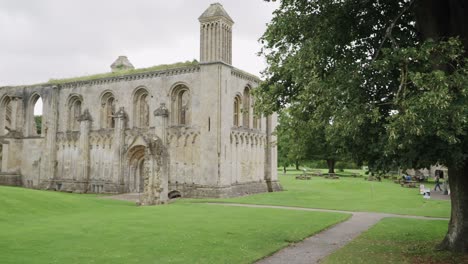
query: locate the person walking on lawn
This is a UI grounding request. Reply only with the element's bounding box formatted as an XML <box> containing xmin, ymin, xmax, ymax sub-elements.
<box><xmin>434</xmin><ymin>175</ymin><xmax>442</xmax><ymax>191</ymax></box>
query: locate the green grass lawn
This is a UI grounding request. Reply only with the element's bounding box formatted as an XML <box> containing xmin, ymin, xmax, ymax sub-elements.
<box><xmin>0</xmin><ymin>186</ymin><xmax>349</xmax><ymax>264</ymax></box>
<box><xmin>322</xmin><ymin>218</ymin><xmax>467</xmax><ymax>264</ymax></box>
<box><xmin>191</xmin><ymin>170</ymin><xmax>450</xmax><ymax>218</ymax></box>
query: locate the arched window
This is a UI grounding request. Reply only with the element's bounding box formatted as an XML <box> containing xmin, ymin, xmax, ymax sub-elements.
<box><xmin>29</xmin><ymin>94</ymin><xmax>43</xmax><ymax>136</ymax></box>
<box><xmin>168</xmin><ymin>190</ymin><xmax>182</xmax><ymax>199</ymax></box>
<box><xmin>171</xmin><ymin>84</ymin><xmax>190</xmax><ymax>126</ymax></box>
<box><xmin>133</xmin><ymin>88</ymin><xmax>149</xmax><ymax>128</ymax></box>
<box><xmin>243</xmin><ymin>87</ymin><xmax>251</xmax><ymax>128</ymax></box>
<box><xmin>100</xmin><ymin>92</ymin><xmax>115</xmax><ymax>129</ymax></box>
<box><xmin>233</xmin><ymin>95</ymin><xmax>241</xmax><ymax>127</ymax></box>
<box><xmin>68</xmin><ymin>95</ymin><xmax>82</xmax><ymax>131</ymax></box>
<box><xmin>0</xmin><ymin>96</ymin><xmax>12</xmax><ymax>135</ymax></box>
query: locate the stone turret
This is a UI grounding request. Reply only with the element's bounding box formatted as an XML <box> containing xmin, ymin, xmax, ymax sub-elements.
<box><xmin>199</xmin><ymin>3</ymin><xmax>234</xmax><ymax>64</ymax></box>
<box><xmin>110</xmin><ymin>56</ymin><xmax>135</xmax><ymax>72</ymax></box>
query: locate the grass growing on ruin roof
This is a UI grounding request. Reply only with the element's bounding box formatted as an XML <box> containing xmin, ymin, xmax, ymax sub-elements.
<box><xmin>0</xmin><ymin>186</ymin><xmax>349</xmax><ymax>264</ymax></box>
<box><xmin>188</xmin><ymin>169</ymin><xmax>451</xmax><ymax>218</ymax></box>
<box><xmin>46</xmin><ymin>60</ymin><xmax>199</xmax><ymax>84</ymax></box>
<box><xmin>322</xmin><ymin>218</ymin><xmax>466</xmax><ymax>264</ymax></box>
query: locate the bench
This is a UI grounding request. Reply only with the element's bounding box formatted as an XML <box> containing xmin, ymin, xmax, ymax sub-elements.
<box><xmin>401</xmin><ymin>181</ymin><xmax>417</xmax><ymax>188</ymax></box>
<box><xmin>295</xmin><ymin>174</ymin><xmax>311</xmax><ymax>180</ymax></box>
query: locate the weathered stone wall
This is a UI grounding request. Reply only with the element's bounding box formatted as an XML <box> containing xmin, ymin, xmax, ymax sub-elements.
<box><xmin>0</xmin><ymin>64</ymin><xmax>279</xmax><ymax>198</ymax></box>
<box><xmin>169</xmin><ymin>180</ymin><xmax>282</xmax><ymax>198</ymax></box>
<box><xmin>0</xmin><ymin>173</ymin><xmax>22</xmax><ymax>186</ymax></box>
<box><xmin>20</xmin><ymin>138</ymin><xmax>43</xmax><ymax>187</ymax></box>
<box><xmin>0</xmin><ymin>3</ymin><xmax>280</xmax><ymax>200</ymax></box>
<box><xmin>167</xmin><ymin>127</ymin><xmax>202</xmax><ymax>186</ymax></box>
<box><xmin>2</xmin><ymin>139</ymin><xmax>23</xmax><ymax>174</ymax></box>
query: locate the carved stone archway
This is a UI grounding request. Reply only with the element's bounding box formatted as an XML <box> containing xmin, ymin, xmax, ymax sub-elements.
<box><xmin>126</xmin><ymin>145</ymin><xmax>146</xmax><ymax>193</ymax></box>
<box><xmin>124</xmin><ymin>135</ymin><xmax>169</xmax><ymax>205</ymax></box>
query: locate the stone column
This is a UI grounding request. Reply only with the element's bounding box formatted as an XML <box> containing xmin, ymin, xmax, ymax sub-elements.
<box><xmin>112</xmin><ymin>107</ymin><xmax>126</xmax><ymax>192</ymax></box>
<box><xmin>1</xmin><ymin>140</ymin><xmax>8</xmax><ymax>172</ymax></box>
<box><xmin>264</xmin><ymin>115</ymin><xmax>273</xmax><ymax>192</ymax></box>
<box><xmin>39</xmin><ymin>87</ymin><xmax>59</xmax><ymax>189</ymax></box>
<box><xmin>154</xmin><ymin>103</ymin><xmax>169</xmax><ymax>202</ymax></box>
<box><xmin>154</xmin><ymin>103</ymin><xmax>169</xmax><ymax>145</ymax></box>
<box><xmin>78</xmin><ymin>109</ymin><xmax>92</xmax><ymax>192</ymax></box>
<box><xmin>139</xmin><ymin>137</ymin><xmax>168</xmax><ymax>206</ymax></box>
<box><xmin>9</xmin><ymin>96</ymin><xmax>23</xmax><ymax>133</ymax></box>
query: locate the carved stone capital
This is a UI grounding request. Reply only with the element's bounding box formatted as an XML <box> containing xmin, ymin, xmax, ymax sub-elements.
<box><xmin>78</xmin><ymin>109</ymin><xmax>92</xmax><ymax>122</ymax></box>
<box><xmin>113</xmin><ymin>107</ymin><xmax>127</xmax><ymax>119</ymax></box>
<box><xmin>154</xmin><ymin>103</ymin><xmax>169</xmax><ymax>118</ymax></box>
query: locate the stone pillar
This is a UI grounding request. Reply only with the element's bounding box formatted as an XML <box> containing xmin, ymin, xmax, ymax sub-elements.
<box><xmin>39</xmin><ymin>87</ymin><xmax>59</xmax><ymax>189</ymax></box>
<box><xmin>9</xmin><ymin>96</ymin><xmax>23</xmax><ymax>133</ymax></box>
<box><xmin>264</xmin><ymin>115</ymin><xmax>273</xmax><ymax>192</ymax></box>
<box><xmin>153</xmin><ymin>104</ymin><xmax>169</xmax><ymax>202</ymax></box>
<box><xmin>112</xmin><ymin>107</ymin><xmax>126</xmax><ymax>192</ymax></box>
<box><xmin>139</xmin><ymin>137</ymin><xmax>169</xmax><ymax>206</ymax></box>
<box><xmin>270</xmin><ymin>113</ymin><xmax>278</xmax><ymax>182</ymax></box>
<box><xmin>78</xmin><ymin>110</ymin><xmax>92</xmax><ymax>192</ymax></box>
<box><xmin>154</xmin><ymin>103</ymin><xmax>169</xmax><ymax>145</ymax></box>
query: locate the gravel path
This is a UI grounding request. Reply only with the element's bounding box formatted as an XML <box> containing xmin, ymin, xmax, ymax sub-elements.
<box><xmin>206</xmin><ymin>203</ymin><xmax>448</xmax><ymax>264</ymax></box>
<box><xmin>257</xmin><ymin>212</ymin><xmax>383</xmax><ymax>264</ymax></box>
<box><xmin>431</xmin><ymin>190</ymin><xmax>451</xmax><ymax>200</ymax></box>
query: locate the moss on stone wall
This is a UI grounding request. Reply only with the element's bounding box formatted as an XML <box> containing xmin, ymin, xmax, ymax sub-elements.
<box><xmin>47</xmin><ymin>60</ymin><xmax>199</xmax><ymax>85</ymax></box>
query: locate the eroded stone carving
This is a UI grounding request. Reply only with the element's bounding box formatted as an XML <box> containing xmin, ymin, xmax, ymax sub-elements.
<box><xmin>139</xmin><ymin>137</ymin><xmax>168</xmax><ymax>205</ymax></box>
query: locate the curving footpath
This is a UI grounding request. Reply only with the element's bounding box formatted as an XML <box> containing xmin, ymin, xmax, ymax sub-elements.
<box><xmin>206</xmin><ymin>203</ymin><xmax>448</xmax><ymax>264</ymax></box>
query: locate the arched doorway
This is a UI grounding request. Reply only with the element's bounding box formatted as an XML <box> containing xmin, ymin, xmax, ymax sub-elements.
<box><xmin>0</xmin><ymin>96</ymin><xmax>12</xmax><ymax>136</ymax></box>
<box><xmin>126</xmin><ymin>145</ymin><xmax>146</xmax><ymax>193</ymax></box>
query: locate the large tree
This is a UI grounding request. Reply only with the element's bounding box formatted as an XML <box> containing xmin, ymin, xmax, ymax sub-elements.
<box><xmin>277</xmin><ymin>108</ymin><xmax>345</xmax><ymax>174</ymax></box>
<box><xmin>277</xmin><ymin>112</ymin><xmax>307</xmax><ymax>171</ymax></box>
<box><xmin>257</xmin><ymin>0</ymin><xmax>468</xmax><ymax>252</ymax></box>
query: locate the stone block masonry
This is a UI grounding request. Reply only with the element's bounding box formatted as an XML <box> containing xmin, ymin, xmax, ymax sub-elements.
<box><xmin>0</xmin><ymin>3</ymin><xmax>280</xmax><ymax>204</ymax></box>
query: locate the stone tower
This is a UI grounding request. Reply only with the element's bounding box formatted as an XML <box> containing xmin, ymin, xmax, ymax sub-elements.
<box><xmin>110</xmin><ymin>56</ymin><xmax>135</xmax><ymax>72</ymax></box>
<box><xmin>199</xmin><ymin>3</ymin><xmax>234</xmax><ymax>64</ymax></box>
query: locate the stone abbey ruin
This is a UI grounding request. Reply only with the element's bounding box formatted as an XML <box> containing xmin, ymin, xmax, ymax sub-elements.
<box><xmin>0</xmin><ymin>3</ymin><xmax>280</xmax><ymax>204</ymax></box>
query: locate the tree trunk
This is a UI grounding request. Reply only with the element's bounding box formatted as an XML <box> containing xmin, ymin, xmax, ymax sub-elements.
<box><xmin>437</xmin><ymin>159</ymin><xmax>468</xmax><ymax>253</ymax></box>
<box><xmin>326</xmin><ymin>159</ymin><xmax>335</xmax><ymax>174</ymax></box>
<box><xmin>283</xmin><ymin>166</ymin><xmax>287</xmax><ymax>175</ymax></box>
<box><xmin>415</xmin><ymin>0</ymin><xmax>468</xmax><ymax>253</ymax></box>
<box><xmin>414</xmin><ymin>0</ymin><xmax>468</xmax><ymax>52</ymax></box>
<box><xmin>295</xmin><ymin>160</ymin><xmax>299</xmax><ymax>171</ymax></box>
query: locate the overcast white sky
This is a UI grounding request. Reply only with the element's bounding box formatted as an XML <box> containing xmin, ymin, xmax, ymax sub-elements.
<box><xmin>0</xmin><ymin>0</ymin><xmax>279</xmax><ymax>86</ymax></box>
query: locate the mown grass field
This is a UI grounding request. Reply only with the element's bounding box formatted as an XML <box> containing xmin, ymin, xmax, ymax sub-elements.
<box><xmin>1</xmin><ymin>169</ymin><xmax>456</xmax><ymax>263</ymax></box>
<box><xmin>193</xmin><ymin>170</ymin><xmax>451</xmax><ymax>218</ymax></box>
<box><xmin>322</xmin><ymin>218</ymin><xmax>467</xmax><ymax>264</ymax></box>
<box><xmin>0</xmin><ymin>186</ymin><xmax>349</xmax><ymax>264</ymax></box>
